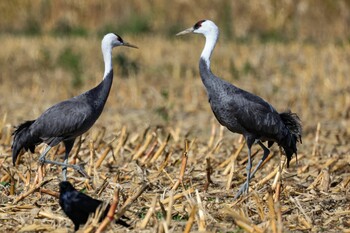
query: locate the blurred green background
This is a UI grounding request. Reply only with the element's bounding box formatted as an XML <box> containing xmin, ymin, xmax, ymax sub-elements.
<box><xmin>1</xmin><ymin>0</ymin><xmax>349</xmax><ymax>42</ymax></box>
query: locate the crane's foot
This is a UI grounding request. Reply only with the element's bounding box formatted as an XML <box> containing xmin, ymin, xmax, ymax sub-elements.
<box><xmin>234</xmin><ymin>180</ymin><xmax>250</xmax><ymax>200</ymax></box>
<box><xmin>38</xmin><ymin>158</ymin><xmax>90</xmax><ymax>179</ymax></box>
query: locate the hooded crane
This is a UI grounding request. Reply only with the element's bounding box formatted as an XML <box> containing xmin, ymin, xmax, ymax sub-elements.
<box><xmin>177</xmin><ymin>20</ymin><xmax>302</xmax><ymax>198</ymax></box>
<box><xmin>12</xmin><ymin>33</ymin><xmax>137</xmax><ymax>180</ymax></box>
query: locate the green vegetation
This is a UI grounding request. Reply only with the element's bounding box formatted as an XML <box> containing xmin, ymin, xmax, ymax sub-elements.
<box><xmin>57</xmin><ymin>47</ymin><xmax>83</xmax><ymax>88</ymax></box>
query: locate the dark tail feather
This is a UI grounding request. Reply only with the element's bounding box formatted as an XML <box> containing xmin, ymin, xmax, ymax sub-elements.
<box><xmin>12</xmin><ymin>120</ymin><xmax>38</xmax><ymax>165</ymax></box>
<box><xmin>279</xmin><ymin>111</ymin><xmax>302</xmax><ymax>167</ymax></box>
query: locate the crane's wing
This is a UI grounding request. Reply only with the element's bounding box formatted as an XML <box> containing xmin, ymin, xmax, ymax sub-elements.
<box><xmin>227</xmin><ymin>88</ymin><xmax>285</xmax><ymax>138</ymax></box>
<box><xmin>31</xmin><ymin>99</ymin><xmax>93</xmax><ymax>140</ymax></box>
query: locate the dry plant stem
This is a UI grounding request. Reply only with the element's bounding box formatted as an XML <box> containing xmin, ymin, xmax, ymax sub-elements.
<box><xmin>161</xmin><ymin>221</ymin><xmax>169</xmax><ymax>233</ymax></box>
<box><xmin>25</xmin><ymin>170</ymin><xmax>31</xmax><ymax>186</ymax></box>
<box><xmin>115</xmin><ymin>183</ymin><xmax>149</xmax><ymax>220</ymax></box>
<box><xmin>1</xmin><ymin>173</ymin><xmax>10</xmax><ymax>182</ymax></box>
<box><xmin>39</xmin><ymin>188</ymin><xmax>59</xmax><ymax>198</ymax></box>
<box><xmin>312</xmin><ymin>122</ymin><xmax>321</xmax><ymax>157</ymax></box>
<box><xmin>222</xmin><ymin>206</ymin><xmax>264</xmax><ymax>233</ymax></box>
<box><xmin>204</xmin><ymin>157</ymin><xmax>212</xmax><ymax>191</ymax></box>
<box><xmin>195</xmin><ymin>189</ymin><xmax>206</xmax><ymax>231</ymax></box>
<box><xmin>95</xmin><ymin>146</ymin><xmax>111</xmax><ymax>168</ymax></box>
<box><xmin>113</xmin><ymin>126</ymin><xmax>128</xmax><ymax>158</ymax></box>
<box><xmin>166</xmin><ymin>191</ymin><xmax>174</xmax><ymax>226</ymax></box>
<box><xmin>290</xmin><ymin>197</ymin><xmax>312</xmax><ymax>228</ymax></box>
<box><xmin>206</xmin><ymin>139</ymin><xmax>223</xmax><ymax>159</ymax></box>
<box><xmin>158</xmin><ymin>200</ymin><xmax>167</xmax><ymax>222</ymax></box>
<box><xmin>37</xmin><ymin>164</ymin><xmax>45</xmax><ymax>185</ymax></box>
<box><xmin>5</xmin><ymin>125</ymin><xmax>12</xmax><ymax>145</ymax></box>
<box><xmin>252</xmin><ymin>192</ymin><xmax>265</xmax><ymax>220</ymax></box>
<box><xmin>133</xmin><ymin>132</ymin><xmax>154</xmax><ymax>160</ymax></box>
<box><xmin>171</xmin><ymin>140</ymin><xmax>189</xmax><ymax>190</ymax></box>
<box><xmin>183</xmin><ymin>205</ymin><xmax>197</xmax><ymax>233</ymax></box>
<box><xmin>272</xmin><ymin>164</ymin><xmax>282</xmax><ymax>201</ymax></box>
<box><xmin>140</xmin><ymin>194</ymin><xmax>158</xmax><ymax>229</ymax></box>
<box><xmin>257</xmin><ymin>154</ymin><xmax>304</xmax><ymax>188</ymax></box>
<box><xmin>95</xmin><ymin>189</ymin><xmax>120</xmax><ymax>233</ymax></box>
<box><xmin>10</xmin><ymin>175</ymin><xmax>15</xmax><ymax>196</ymax></box>
<box><xmin>275</xmin><ymin>200</ymin><xmax>283</xmax><ymax>233</ymax></box>
<box><xmin>162</xmin><ymin>187</ymin><xmax>195</xmax><ymax>204</ymax></box>
<box><xmin>274</xmin><ymin>182</ymin><xmax>281</xmax><ymax>202</ymax></box>
<box><xmin>320</xmin><ymin>169</ymin><xmax>330</xmax><ymax>192</ymax></box>
<box><xmin>13</xmin><ymin>178</ymin><xmax>53</xmax><ymax>204</ymax></box>
<box><xmin>207</xmin><ymin>119</ymin><xmax>216</xmax><ymax>148</ymax></box>
<box><xmin>223</xmin><ymin>206</ymin><xmax>264</xmax><ymax>233</ymax></box>
<box><xmin>226</xmin><ymin>159</ymin><xmax>235</xmax><ymax>191</ymax></box>
<box><xmin>267</xmin><ymin>189</ymin><xmax>277</xmax><ymax>233</ymax></box>
<box><xmin>88</xmin><ymin>140</ymin><xmax>95</xmax><ymax>177</ymax></box>
<box><xmin>271</xmin><ymin>162</ymin><xmax>283</xmax><ymax>189</ymax></box>
<box><xmin>259</xmin><ymin>152</ymin><xmax>274</xmax><ymax>169</ymax></box>
<box><xmin>141</xmin><ymin>141</ymin><xmax>158</xmax><ymax>164</ymax></box>
<box><xmin>221</xmin><ymin>141</ymin><xmax>244</xmax><ymax>173</ymax></box>
<box><xmin>0</xmin><ymin>112</ymin><xmax>6</xmax><ymax>137</ymax></box>
<box><xmin>157</xmin><ymin>149</ymin><xmax>173</xmax><ymax>173</ymax></box>
<box><xmin>150</xmin><ymin>134</ymin><xmax>170</xmax><ymax>164</ymax></box>
<box><xmin>95</xmin><ymin>127</ymin><xmax>106</xmax><ymax>147</ymax></box>
<box><xmin>72</xmin><ymin>136</ymin><xmax>82</xmax><ymax>164</ymax></box>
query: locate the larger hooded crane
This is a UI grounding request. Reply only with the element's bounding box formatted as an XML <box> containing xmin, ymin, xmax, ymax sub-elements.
<box><xmin>177</xmin><ymin>20</ymin><xmax>302</xmax><ymax>198</ymax></box>
<box><xmin>12</xmin><ymin>33</ymin><xmax>137</xmax><ymax>180</ymax></box>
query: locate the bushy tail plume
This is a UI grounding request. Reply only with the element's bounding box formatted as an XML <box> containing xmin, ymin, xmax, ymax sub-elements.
<box><xmin>12</xmin><ymin>120</ymin><xmax>39</xmax><ymax>165</ymax></box>
<box><xmin>279</xmin><ymin>111</ymin><xmax>302</xmax><ymax>167</ymax></box>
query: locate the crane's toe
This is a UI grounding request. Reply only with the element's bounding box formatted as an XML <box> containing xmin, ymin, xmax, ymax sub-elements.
<box><xmin>234</xmin><ymin>181</ymin><xmax>250</xmax><ymax>199</ymax></box>
<box><xmin>73</xmin><ymin>164</ymin><xmax>90</xmax><ymax>178</ymax></box>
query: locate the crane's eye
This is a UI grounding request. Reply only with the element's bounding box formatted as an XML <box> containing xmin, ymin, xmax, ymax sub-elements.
<box><xmin>194</xmin><ymin>20</ymin><xmax>206</xmax><ymax>29</ymax></box>
<box><xmin>116</xmin><ymin>35</ymin><xmax>124</xmax><ymax>43</ymax></box>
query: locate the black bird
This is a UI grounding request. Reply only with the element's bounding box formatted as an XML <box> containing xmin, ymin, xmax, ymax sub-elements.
<box><xmin>59</xmin><ymin>181</ymin><xmax>130</xmax><ymax>231</ymax></box>
<box><xmin>177</xmin><ymin>20</ymin><xmax>302</xmax><ymax>198</ymax></box>
<box><xmin>12</xmin><ymin>33</ymin><xmax>137</xmax><ymax>180</ymax></box>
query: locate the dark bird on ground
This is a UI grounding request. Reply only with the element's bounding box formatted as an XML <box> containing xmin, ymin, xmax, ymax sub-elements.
<box><xmin>59</xmin><ymin>181</ymin><xmax>130</xmax><ymax>231</ymax></box>
<box><xmin>177</xmin><ymin>20</ymin><xmax>302</xmax><ymax>198</ymax></box>
<box><xmin>12</xmin><ymin>33</ymin><xmax>137</xmax><ymax>180</ymax></box>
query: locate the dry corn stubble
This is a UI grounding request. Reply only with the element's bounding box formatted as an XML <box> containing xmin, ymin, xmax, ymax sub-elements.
<box><xmin>0</xmin><ymin>30</ymin><xmax>349</xmax><ymax>232</ymax></box>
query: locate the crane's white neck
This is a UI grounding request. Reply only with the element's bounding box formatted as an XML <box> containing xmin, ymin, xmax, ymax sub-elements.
<box><xmin>200</xmin><ymin>31</ymin><xmax>218</xmax><ymax>68</ymax></box>
<box><xmin>102</xmin><ymin>42</ymin><xmax>113</xmax><ymax>79</ymax></box>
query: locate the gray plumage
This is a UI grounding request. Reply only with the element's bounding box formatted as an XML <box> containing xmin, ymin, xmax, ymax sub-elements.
<box><xmin>12</xmin><ymin>33</ymin><xmax>137</xmax><ymax>179</ymax></box>
<box><xmin>177</xmin><ymin>20</ymin><xmax>302</xmax><ymax>198</ymax></box>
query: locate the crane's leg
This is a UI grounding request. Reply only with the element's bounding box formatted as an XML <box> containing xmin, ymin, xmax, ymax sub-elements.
<box><xmin>38</xmin><ymin>144</ymin><xmax>89</xmax><ymax>178</ymax></box>
<box><xmin>249</xmin><ymin>141</ymin><xmax>270</xmax><ymax>178</ymax></box>
<box><xmin>62</xmin><ymin>140</ymin><xmax>75</xmax><ymax>181</ymax></box>
<box><xmin>234</xmin><ymin>141</ymin><xmax>271</xmax><ymax>199</ymax></box>
<box><xmin>234</xmin><ymin>138</ymin><xmax>254</xmax><ymax>199</ymax></box>
<box><xmin>38</xmin><ymin>145</ymin><xmax>52</xmax><ymax>163</ymax></box>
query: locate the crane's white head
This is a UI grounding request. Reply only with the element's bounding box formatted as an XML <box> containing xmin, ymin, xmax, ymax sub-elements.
<box><xmin>176</xmin><ymin>20</ymin><xmax>219</xmax><ymax>37</ymax></box>
<box><xmin>102</xmin><ymin>33</ymin><xmax>138</xmax><ymax>49</ymax></box>
<box><xmin>176</xmin><ymin>20</ymin><xmax>219</xmax><ymax>66</ymax></box>
<box><xmin>101</xmin><ymin>33</ymin><xmax>137</xmax><ymax>78</ymax></box>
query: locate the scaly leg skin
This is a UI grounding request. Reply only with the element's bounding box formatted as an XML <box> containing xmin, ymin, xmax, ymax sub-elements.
<box><xmin>249</xmin><ymin>141</ymin><xmax>270</xmax><ymax>178</ymax></box>
<box><xmin>38</xmin><ymin>144</ymin><xmax>89</xmax><ymax>179</ymax></box>
<box><xmin>62</xmin><ymin>140</ymin><xmax>75</xmax><ymax>181</ymax></box>
<box><xmin>234</xmin><ymin>146</ymin><xmax>252</xmax><ymax>199</ymax></box>
<box><xmin>234</xmin><ymin>141</ymin><xmax>271</xmax><ymax>199</ymax></box>
<box><xmin>38</xmin><ymin>145</ymin><xmax>52</xmax><ymax>163</ymax></box>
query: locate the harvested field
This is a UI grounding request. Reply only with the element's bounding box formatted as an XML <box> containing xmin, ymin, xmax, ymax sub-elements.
<box><xmin>0</xmin><ymin>1</ymin><xmax>350</xmax><ymax>232</ymax></box>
